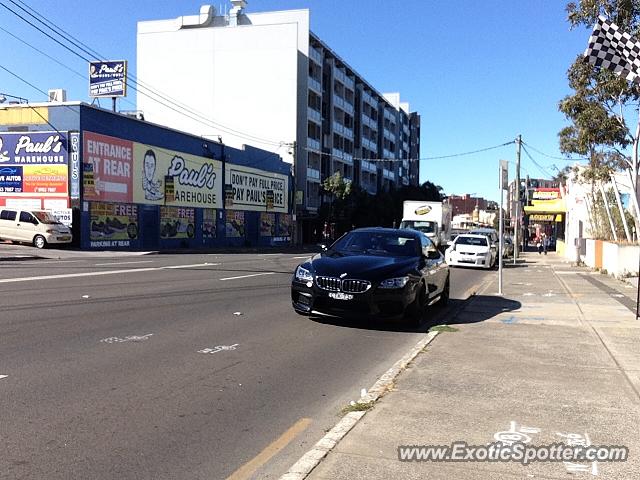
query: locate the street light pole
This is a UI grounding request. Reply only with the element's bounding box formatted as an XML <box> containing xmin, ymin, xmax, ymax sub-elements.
<box><xmin>514</xmin><ymin>135</ymin><xmax>522</xmax><ymax>264</ymax></box>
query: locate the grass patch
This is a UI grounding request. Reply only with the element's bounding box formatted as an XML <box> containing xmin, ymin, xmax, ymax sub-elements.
<box><xmin>429</xmin><ymin>325</ymin><xmax>459</xmax><ymax>333</ymax></box>
<box><xmin>341</xmin><ymin>400</ymin><xmax>375</xmax><ymax>415</ymax></box>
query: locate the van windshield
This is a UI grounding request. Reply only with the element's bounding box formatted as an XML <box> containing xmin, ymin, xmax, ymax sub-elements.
<box><xmin>32</xmin><ymin>211</ymin><xmax>62</xmax><ymax>224</ymax></box>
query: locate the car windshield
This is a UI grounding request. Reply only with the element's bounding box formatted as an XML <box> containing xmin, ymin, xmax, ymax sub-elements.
<box><xmin>456</xmin><ymin>236</ymin><xmax>488</xmax><ymax>246</ymax></box>
<box><xmin>32</xmin><ymin>211</ymin><xmax>62</xmax><ymax>224</ymax></box>
<box><xmin>402</xmin><ymin>221</ymin><xmax>436</xmax><ymax>234</ymax></box>
<box><xmin>331</xmin><ymin>231</ymin><xmax>419</xmax><ymax>257</ymax></box>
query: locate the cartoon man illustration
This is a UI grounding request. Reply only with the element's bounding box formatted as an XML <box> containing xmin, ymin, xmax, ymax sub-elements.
<box><xmin>0</xmin><ymin>137</ymin><xmax>10</xmax><ymax>162</ymax></box>
<box><xmin>142</xmin><ymin>149</ymin><xmax>163</xmax><ymax>201</ymax></box>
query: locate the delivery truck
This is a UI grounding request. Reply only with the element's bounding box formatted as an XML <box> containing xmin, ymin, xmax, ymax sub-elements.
<box><xmin>399</xmin><ymin>200</ymin><xmax>452</xmax><ymax>249</ymax></box>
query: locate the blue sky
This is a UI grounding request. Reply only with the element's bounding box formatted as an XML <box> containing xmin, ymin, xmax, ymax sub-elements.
<box><xmin>0</xmin><ymin>0</ymin><xmax>593</xmax><ymax>202</ymax></box>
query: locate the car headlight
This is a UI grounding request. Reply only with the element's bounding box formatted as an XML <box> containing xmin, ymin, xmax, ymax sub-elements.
<box><xmin>295</xmin><ymin>265</ymin><xmax>314</xmax><ymax>283</ymax></box>
<box><xmin>379</xmin><ymin>276</ymin><xmax>409</xmax><ymax>289</ymax></box>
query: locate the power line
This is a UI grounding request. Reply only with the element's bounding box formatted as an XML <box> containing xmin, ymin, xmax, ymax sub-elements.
<box><xmin>521</xmin><ymin>140</ymin><xmax>588</xmax><ymax>162</ymax></box>
<box><xmin>301</xmin><ymin>140</ymin><xmax>515</xmax><ymax>163</ymax></box>
<box><xmin>521</xmin><ymin>144</ymin><xmax>554</xmax><ymax>179</ymax></box>
<box><xmin>0</xmin><ymin>0</ymin><xmax>285</xmax><ymax>147</ymax></box>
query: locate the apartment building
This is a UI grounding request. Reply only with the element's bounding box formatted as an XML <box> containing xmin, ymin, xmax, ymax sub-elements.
<box><xmin>136</xmin><ymin>2</ymin><xmax>420</xmax><ymax>240</ymax></box>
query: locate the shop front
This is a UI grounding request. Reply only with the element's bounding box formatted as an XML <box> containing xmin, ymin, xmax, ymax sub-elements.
<box><xmin>523</xmin><ymin>188</ymin><xmax>566</xmax><ymax>250</ymax></box>
<box><xmin>0</xmin><ymin>102</ymin><xmax>292</xmax><ymax>250</ymax></box>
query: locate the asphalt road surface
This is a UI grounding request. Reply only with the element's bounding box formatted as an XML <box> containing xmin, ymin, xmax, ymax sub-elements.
<box><xmin>0</xmin><ymin>252</ymin><xmax>493</xmax><ymax>479</ymax></box>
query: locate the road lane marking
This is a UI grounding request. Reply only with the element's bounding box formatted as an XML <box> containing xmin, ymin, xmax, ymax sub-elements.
<box><xmin>227</xmin><ymin>417</ymin><xmax>312</xmax><ymax>480</ymax></box>
<box><xmin>94</xmin><ymin>260</ymin><xmax>155</xmax><ymax>266</ymax></box>
<box><xmin>292</xmin><ymin>256</ymin><xmax>311</xmax><ymax>259</ymax></box>
<box><xmin>198</xmin><ymin>344</ymin><xmax>239</xmax><ymax>354</ymax></box>
<box><xmin>0</xmin><ymin>263</ymin><xmax>219</xmax><ymax>284</ymax></box>
<box><xmin>219</xmin><ymin>272</ymin><xmax>277</xmax><ymax>281</ymax></box>
<box><xmin>0</xmin><ymin>375</ymin><xmax>7</xmax><ymax>380</ymax></box>
<box><xmin>100</xmin><ymin>334</ymin><xmax>154</xmax><ymax>344</ymax></box>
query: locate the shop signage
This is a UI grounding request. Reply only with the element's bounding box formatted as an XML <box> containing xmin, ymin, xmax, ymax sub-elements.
<box><xmin>89</xmin><ymin>60</ymin><xmax>127</xmax><ymax>97</ymax></box>
<box><xmin>0</xmin><ymin>131</ymin><xmax>69</xmax><ymax>199</ymax></box>
<box><xmin>226</xmin><ymin>164</ymin><xmax>288</xmax><ymax>213</ymax></box>
<box><xmin>529</xmin><ymin>214</ymin><xmax>555</xmax><ymax>222</ymax></box>
<box><xmin>83</xmin><ymin>131</ymin><xmax>222</xmax><ymax>208</ymax></box>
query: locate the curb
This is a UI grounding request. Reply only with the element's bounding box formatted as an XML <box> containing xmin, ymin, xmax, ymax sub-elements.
<box><xmin>0</xmin><ymin>255</ymin><xmax>44</xmax><ymax>262</ymax></box>
<box><xmin>278</xmin><ymin>330</ymin><xmax>440</xmax><ymax>480</ymax></box>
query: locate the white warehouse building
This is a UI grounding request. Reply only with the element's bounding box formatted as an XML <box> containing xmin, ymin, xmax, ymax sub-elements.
<box><xmin>137</xmin><ymin>2</ymin><xmax>420</xmax><ymax>241</ymax></box>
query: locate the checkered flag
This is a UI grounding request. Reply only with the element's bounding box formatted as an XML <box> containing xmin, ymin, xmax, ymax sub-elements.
<box><xmin>584</xmin><ymin>16</ymin><xmax>640</xmax><ymax>84</ymax></box>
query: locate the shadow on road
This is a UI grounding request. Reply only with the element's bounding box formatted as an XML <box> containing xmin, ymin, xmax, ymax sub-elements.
<box><xmin>307</xmin><ymin>294</ymin><xmax>522</xmax><ymax>333</ymax></box>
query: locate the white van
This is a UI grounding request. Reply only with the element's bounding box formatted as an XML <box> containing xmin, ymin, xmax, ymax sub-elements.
<box><xmin>0</xmin><ymin>209</ymin><xmax>72</xmax><ymax>248</ymax></box>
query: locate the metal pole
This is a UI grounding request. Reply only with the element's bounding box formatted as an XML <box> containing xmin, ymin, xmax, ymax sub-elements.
<box><xmin>611</xmin><ymin>173</ymin><xmax>632</xmax><ymax>242</ymax></box>
<box><xmin>637</xmin><ymin>247</ymin><xmax>640</xmax><ymax>320</ymax></box>
<box><xmin>499</xmin><ymin>161</ymin><xmax>506</xmax><ymax>296</ymax></box>
<box><xmin>514</xmin><ymin>135</ymin><xmax>521</xmax><ymax>263</ymax></box>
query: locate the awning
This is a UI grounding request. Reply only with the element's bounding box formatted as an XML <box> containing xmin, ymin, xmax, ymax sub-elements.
<box><xmin>523</xmin><ymin>198</ymin><xmax>566</xmax><ymax>214</ymax></box>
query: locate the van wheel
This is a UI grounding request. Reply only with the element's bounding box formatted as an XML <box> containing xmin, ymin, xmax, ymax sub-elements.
<box><xmin>33</xmin><ymin>235</ymin><xmax>47</xmax><ymax>249</ymax></box>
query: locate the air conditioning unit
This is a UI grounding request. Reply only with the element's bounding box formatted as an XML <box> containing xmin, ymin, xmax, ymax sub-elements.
<box><xmin>48</xmin><ymin>89</ymin><xmax>67</xmax><ymax>102</ymax></box>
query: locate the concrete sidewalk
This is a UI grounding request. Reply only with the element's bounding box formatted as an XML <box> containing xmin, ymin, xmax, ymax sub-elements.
<box><xmin>301</xmin><ymin>253</ymin><xmax>640</xmax><ymax>479</ymax></box>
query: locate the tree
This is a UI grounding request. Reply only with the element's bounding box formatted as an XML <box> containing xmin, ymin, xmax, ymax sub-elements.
<box><xmin>559</xmin><ymin>1</ymin><xmax>640</xmax><ymax>240</ymax></box>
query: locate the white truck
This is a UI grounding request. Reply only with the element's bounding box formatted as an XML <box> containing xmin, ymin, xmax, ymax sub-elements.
<box><xmin>399</xmin><ymin>200</ymin><xmax>452</xmax><ymax>249</ymax></box>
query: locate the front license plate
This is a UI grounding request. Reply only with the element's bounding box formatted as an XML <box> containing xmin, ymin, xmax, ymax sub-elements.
<box><xmin>329</xmin><ymin>292</ymin><xmax>354</xmax><ymax>301</ymax></box>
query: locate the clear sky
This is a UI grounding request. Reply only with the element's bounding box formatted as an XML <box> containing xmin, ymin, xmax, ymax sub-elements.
<box><xmin>0</xmin><ymin>0</ymin><xmax>594</xmax><ymax>202</ymax></box>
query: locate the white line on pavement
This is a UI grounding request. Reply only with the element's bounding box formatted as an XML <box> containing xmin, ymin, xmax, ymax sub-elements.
<box><xmin>0</xmin><ymin>263</ymin><xmax>219</xmax><ymax>284</ymax></box>
<box><xmin>219</xmin><ymin>272</ymin><xmax>277</xmax><ymax>281</ymax></box>
<box><xmin>292</xmin><ymin>256</ymin><xmax>311</xmax><ymax>259</ymax></box>
<box><xmin>95</xmin><ymin>260</ymin><xmax>155</xmax><ymax>266</ymax></box>
<box><xmin>0</xmin><ymin>375</ymin><xmax>7</xmax><ymax>380</ymax></box>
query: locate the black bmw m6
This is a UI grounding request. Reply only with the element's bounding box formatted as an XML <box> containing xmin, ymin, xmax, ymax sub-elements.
<box><xmin>291</xmin><ymin>228</ymin><xmax>450</xmax><ymax>325</ymax></box>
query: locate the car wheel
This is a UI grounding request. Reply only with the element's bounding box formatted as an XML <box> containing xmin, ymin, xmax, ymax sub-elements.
<box><xmin>405</xmin><ymin>281</ymin><xmax>427</xmax><ymax>327</ymax></box>
<box><xmin>437</xmin><ymin>275</ymin><xmax>450</xmax><ymax>307</ymax></box>
<box><xmin>33</xmin><ymin>235</ymin><xmax>46</xmax><ymax>249</ymax></box>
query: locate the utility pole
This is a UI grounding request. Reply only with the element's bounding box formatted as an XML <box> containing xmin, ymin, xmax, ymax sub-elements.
<box><xmin>514</xmin><ymin>134</ymin><xmax>522</xmax><ymax>263</ymax></box>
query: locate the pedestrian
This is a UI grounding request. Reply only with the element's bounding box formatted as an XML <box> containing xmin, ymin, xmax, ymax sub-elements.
<box><xmin>543</xmin><ymin>233</ymin><xmax>549</xmax><ymax>255</ymax></box>
<box><xmin>537</xmin><ymin>235</ymin><xmax>543</xmax><ymax>254</ymax></box>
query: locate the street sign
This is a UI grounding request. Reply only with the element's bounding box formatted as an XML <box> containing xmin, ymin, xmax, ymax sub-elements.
<box><xmin>500</xmin><ymin>160</ymin><xmax>509</xmax><ymax>190</ymax></box>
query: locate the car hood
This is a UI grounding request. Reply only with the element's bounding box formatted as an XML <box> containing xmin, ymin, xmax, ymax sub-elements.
<box><xmin>310</xmin><ymin>252</ymin><xmax>417</xmax><ymax>280</ymax></box>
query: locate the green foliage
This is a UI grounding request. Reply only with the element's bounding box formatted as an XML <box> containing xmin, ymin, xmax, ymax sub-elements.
<box><xmin>317</xmin><ymin>180</ymin><xmax>443</xmax><ymax>236</ymax></box>
<box><xmin>322</xmin><ymin>171</ymin><xmax>352</xmax><ymax>200</ymax></box>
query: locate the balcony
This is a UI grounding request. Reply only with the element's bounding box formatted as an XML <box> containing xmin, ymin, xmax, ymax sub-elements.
<box><xmin>333</xmin><ymin>94</ymin><xmax>354</xmax><ymax>115</ymax></box>
<box><xmin>332</xmin><ymin>121</ymin><xmax>354</xmax><ymax>140</ymax></box>
<box><xmin>384</xmin><ymin>109</ymin><xmax>395</xmax><ymax>122</ymax></box>
<box><xmin>309</xmin><ymin>47</ymin><xmax>323</xmax><ymax>66</ymax></box>
<box><xmin>383</xmin><ymin>129</ymin><xmax>396</xmax><ymax>142</ymax></box>
<box><xmin>361</xmin><ymin>160</ymin><xmax>377</xmax><ymax>174</ymax></box>
<box><xmin>332</xmin><ymin>147</ymin><xmax>353</xmax><ymax>165</ymax></box>
<box><xmin>307</xmin><ymin>167</ymin><xmax>321</xmax><ymax>182</ymax></box>
<box><xmin>383</xmin><ymin>168</ymin><xmax>395</xmax><ymax>181</ymax></box>
<box><xmin>308</xmin><ymin>76</ymin><xmax>322</xmax><ymax>93</ymax></box>
<box><xmin>383</xmin><ymin>148</ymin><xmax>395</xmax><ymax>159</ymax></box>
<box><xmin>401</xmin><ymin>176</ymin><xmax>410</xmax><ymax>186</ymax></box>
<box><xmin>307</xmin><ymin>106</ymin><xmax>321</xmax><ymax>124</ymax></box>
<box><xmin>307</xmin><ymin>137</ymin><xmax>321</xmax><ymax>152</ymax></box>
<box><xmin>334</xmin><ymin>68</ymin><xmax>355</xmax><ymax>90</ymax></box>
<box><xmin>361</xmin><ymin>137</ymin><xmax>377</xmax><ymax>151</ymax></box>
<box><xmin>362</xmin><ymin>114</ymin><xmax>377</xmax><ymax>130</ymax></box>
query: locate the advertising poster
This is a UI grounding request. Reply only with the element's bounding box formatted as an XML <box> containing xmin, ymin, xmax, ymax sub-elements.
<box><xmin>89</xmin><ymin>60</ymin><xmax>127</xmax><ymax>97</ymax></box>
<box><xmin>226</xmin><ymin>164</ymin><xmax>288</xmax><ymax>213</ymax></box>
<box><xmin>225</xmin><ymin>210</ymin><xmax>245</xmax><ymax>238</ymax></box>
<box><xmin>260</xmin><ymin>212</ymin><xmax>275</xmax><ymax>237</ymax></box>
<box><xmin>0</xmin><ymin>165</ymin><xmax>23</xmax><ymax>193</ymax></box>
<box><xmin>160</xmin><ymin>206</ymin><xmax>195</xmax><ymax>239</ymax></box>
<box><xmin>132</xmin><ymin>143</ymin><xmax>222</xmax><ymax>209</ymax></box>
<box><xmin>277</xmin><ymin>214</ymin><xmax>292</xmax><ymax>238</ymax></box>
<box><xmin>83</xmin><ymin>131</ymin><xmax>134</xmax><ymax>203</ymax></box>
<box><xmin>22</xmin><ymin>165</ymin><xmax>68</xmax><ymax>194</ymax></box>
<box><xmin>89</xmin><ymin>202</ymin><xmax>138</xmax><ymax>248</ymax></box>
<box><xmin>0</xmin><ymin>131</ymin><xmax>69</xmax><ymax>202</ymax></box>
<box><xmin>203</xmin><ymin>209</ymin><xmax>217</xmax><ymax>239</ymax></box>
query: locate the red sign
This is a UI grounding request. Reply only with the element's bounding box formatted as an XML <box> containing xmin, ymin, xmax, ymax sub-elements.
<box><xmin>83</xmin><ymin>131</ymin><xmax>133</xmax><ymax>202</ymax></box>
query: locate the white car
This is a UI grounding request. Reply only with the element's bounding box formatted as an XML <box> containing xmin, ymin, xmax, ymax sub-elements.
<box><xmin>445</xmin><ymin>233</ymin><xmax>496</xmax><ymax>269</ymax></box>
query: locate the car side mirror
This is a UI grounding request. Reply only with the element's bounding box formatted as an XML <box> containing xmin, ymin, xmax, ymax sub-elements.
<box><xmin>424</xmin><ymin>247</ymin><xmax>440</xmax><ymax>259</ymax></box>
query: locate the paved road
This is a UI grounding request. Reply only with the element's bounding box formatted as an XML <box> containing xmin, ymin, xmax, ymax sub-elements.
<box><xmin>0</xmin><ymin>252</ymin><xmax>493</xmax><ymax>479</ymax></box>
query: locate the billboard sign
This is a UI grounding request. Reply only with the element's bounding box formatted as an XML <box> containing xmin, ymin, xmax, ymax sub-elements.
<box><xmin>226</xmin><ymin>164</ymin><xmax>288</xmax><ymax>213</ymax></box>
<box><xmin>0</xmin><ymin>131</ymin><xmax>69</xmax><ymax>199</ymax></box>
<box><xmin>89</xmin><ymin>60</ymin><xmax>127</xmax><ymax>97</ymax></box>
<box><xmin>82</xmin><ymin>131</ymin><xmax>222</xmax><ymax>208</ymax></box>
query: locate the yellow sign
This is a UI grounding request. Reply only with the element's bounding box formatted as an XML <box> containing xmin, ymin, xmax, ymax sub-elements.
<box><xmin>414</xmin><ymin>205</ymin><xmax>432</xmax><ymax>215</ymax></box>
<box><xmin>530</xmin><ymin>214</ymin><xmax>555</xmax><ymax>222</ymax></box>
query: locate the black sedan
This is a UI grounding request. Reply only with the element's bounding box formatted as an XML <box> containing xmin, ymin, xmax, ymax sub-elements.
<box><xmin>291</xmin><ymin>228</ymin><xmax>450</xmax><ymax>326</ymax></box>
